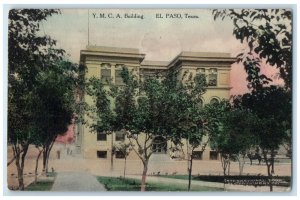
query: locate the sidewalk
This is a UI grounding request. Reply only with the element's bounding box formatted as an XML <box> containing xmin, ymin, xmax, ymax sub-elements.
<box><xmin>51</xmin><ymin>171</ymin><xmax>106</xmax><ymax>191</ymax></box>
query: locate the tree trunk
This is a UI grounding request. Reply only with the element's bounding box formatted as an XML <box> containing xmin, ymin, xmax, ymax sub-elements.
<box><xmin>238</xmin><ymin>155</ymin><xmax>245</xmax><ymax>175</ymax></box>
<box><xmin>271</xmin><ymin>150</ymin><xmax>275</xmax><ymax>174</ymax></box>
<box><xmin>15</xmin><ymin>156</ymin><xmax>24</xmax><ymax>190</ymax></box>
<box><xmin>13</xmin><ymin>143</ymin><xmax>29</xmax><ymax>190</ymax></box>
<box><xmin>111</xmin><ymin>133</ymin><xmax>114</xmax><ymax>171</ymax></box>
<box><xmin>34</xmin><ymin>149</ymin><xmax>43</xmax><ymax>183</ymax></box>
<box><xmin>263</xmin><ymin>151</ymin><xmax>273</xmax><ymax>192</ymax></box>
<box><xmin>188</xmin><ymin>155</ymin><xmax>193</xmax><ymax>191</ymax></box>
<box><xmin>123</xmin><ymin>157</ymin><xmax>127</xmax><ymax>179</ymax></box>
<box><xmin>140</xmin><ymin>160</ymin><xmax>148</xmax><ymax>192</ymax></box>
<box><xmin>227</xmin><ymin>161</ymin><xmax>231</xmax><ymax>175</ymax></box>
<box><xmin>42</xmin><ymin>147</ymin><xmax>48</xmax><ymax>174</ymax></box>
<box><xmin>43</xmin><ymin>137</ymin><xmax>56</xmax><ymax>174</ymax></box>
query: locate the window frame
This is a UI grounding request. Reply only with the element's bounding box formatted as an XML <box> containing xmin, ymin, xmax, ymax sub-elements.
<box><xmin>97</xmin><ymin>151</ymin><xmax>107</xmax><ymax>159</ymax></box>
<box><xmin>101</xmin><ymin>63</ymin><xmax>112</xmax><ymax>84</ymax></box>
<box><xmin>115</xmin><ymin>64</ymin><xmax>126</xmax><ymax>86</ymax></box>
<box><xmin>193</xmin><ymin>151</ymin><xmax>203</xmax><ymax>160</ymax></box>
<box><xmin>97</xmin><ymin>132</ymin><xmax>107</xmax><ymax>141</ymax></box>
<box><xmin>115</xmin><ymin>151</ymin><xmax>125</xmax><ymax>159</ymax></box>
<box><xmin>208</xmin><ymin>68</ymin><xmax>218</xmax><ymax>86</ymax></box>
<box><xmin>209</xmin><ymin>151</ymin><xmax>219</xmax><ymax>160</ymax></box>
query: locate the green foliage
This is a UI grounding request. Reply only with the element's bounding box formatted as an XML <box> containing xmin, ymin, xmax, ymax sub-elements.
<box><xmin>8</xmin><ymin>9</ymin><xmax>82</xmax><ymax>189</ymax></box>
<box><xmin>31</xmin><ymin>61</ymin><xmax>78</xmax><ymax>146</ymax></box>
<box><xmin>8</xmin><ymin>9</ymin><xmax>70</xmax><ymax>146</ymax></box>
<box><xmin>213</xmin><ymin>9</ymin><xmax>292</xmax><ymax>90</ymax></box>
<box><xmin>233</xmin><ymin>86</ymin><xmax>291</xmax><ymax>151</ymax></box>
<box><xmin>86</xmin><ymin>77</ymin><xmax>115</xmax><ymax>133</ymax></box>
<box><xmin>8</xmin><ymin>9</ymin><xmax>65</xmax><ymax>89</ymax></box>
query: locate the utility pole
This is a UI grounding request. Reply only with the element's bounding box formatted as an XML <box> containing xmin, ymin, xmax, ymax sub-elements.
<box><xmin>87</xmin><ymin>9</ymin><xmax>90</xmax><ymax>46</ymax></box>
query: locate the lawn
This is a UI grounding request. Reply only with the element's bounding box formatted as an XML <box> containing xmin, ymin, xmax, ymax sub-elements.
<box><xmin>25</xmin><ymin>172</ymin><xmax>57</xmax><ymax>191</ymax></box>
<box><xmin>96</xmin><ymin>176</ymin><xmax>223</xmax><ymax>191</ymax></box>
<box><xmin>25</xmin><ymin>181</ymin><xmax>54</xmax><ymax>191</ymax></box>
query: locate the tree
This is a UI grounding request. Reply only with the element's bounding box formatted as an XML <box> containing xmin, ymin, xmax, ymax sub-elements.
<box><xmin>233</xmin><ymin>86</ymin><xmax>291</xmax><ymax>191</ymax></box>
<box><xmin>213</xmin><ymin>9</ymin><xmax>292</xmax><ymax>90</ymax></box>
<box><xmin>34</xmin><ymin>60</ymin><xmax>78</xmax><ymax>173</ymax></box>
<box><xmin>209</xmin><ymin>106</ymin><xmax>259</xmax><ymax>176</ymax></box>
<box><xmin>202</xmin><ymin>100</ymin><xmax>232</xmax><ymax>176</ymax></box>
<box><xmin>116</xmin><ymin>70</ymin><xmax>166</xmax><ymax>192</ymax></box>
<box><xmin>161</xmin><ymin>71</ymin><xmax>208</xmax><ymax>191</ymax></box>
<box><xmin>113</xmin><ymin>142</ymin><xmax>132</xmax><ymax>179</ymax></box>
<box><xmin>8</xmin><ymin>9</ymin><xmax>64</xmax><ymax>190</ymax></box>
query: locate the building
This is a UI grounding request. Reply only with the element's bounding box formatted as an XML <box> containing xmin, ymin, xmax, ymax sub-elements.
<box><xmin>76</xmin><ymin>45</ymin><xmax>235</xmax><ymax>162</ymax></box>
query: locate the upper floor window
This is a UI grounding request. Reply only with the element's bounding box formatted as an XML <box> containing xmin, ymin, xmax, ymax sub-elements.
<box><xmin>115</xmin><ymin>131</ymin><xmax>125</xmax><ymax>141</ymax></box>
<box><xmin>101</xmin><ymin>63</ymin><xmax>111</xmax><ymax>84</ymax></box>
<box><xmin>198</xmin><ymin>99</ymin><xmax>204</xmax><ymax>109</ymax></box>
<box><xmin>115</xmin><ymin>64</ymin><xmax>125</xmax><ymax>86</ymax></box>
<box><xmin>208</xmin><ymin>68</ymin><xmax>217</xmax><ymax>86</ymax></box>
<box><xmin>196</xmin><ymin>68</ymin><xmax>205</xmax><ymax>74</ymax></box>
<box><xmin>97</xmin><ymin>132</ymin><xmax>107</xmax><ymax>141</ymax></box>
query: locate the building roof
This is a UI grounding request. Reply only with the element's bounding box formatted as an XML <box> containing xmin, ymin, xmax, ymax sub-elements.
<box><xmin>80</xmin><ymin>45</ymin><xmax>146</xmax><ymax>63</ymax></box>
<box><xmin>179</xmin><ymin>51</ymin><xmax>231</xmax><ymax>58</ymax></box>
<box><xmin>168</xmin><ymin>51</ymin><xmax>236</xmax><ymax>68</ymax></box>
<box><xmin>141</xmin><ymin>60</ymin><xmax>169</xmax><ymax>69</ymax></box>
<box><xmin>86</xmin><ymin>45</ymin><xmax>141</xmax><ymax>54</ymax></box>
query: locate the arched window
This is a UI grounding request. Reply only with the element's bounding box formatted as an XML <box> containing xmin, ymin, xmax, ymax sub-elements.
<box><xmin>101</xmin><ymin>63</ymin><xmax>111</xmax><ymax>84</ymax></box>
<box><xmin>208</xmin><ymin>68</ymin><xmax>217</xmax><ymax>86</ymax></box>
<box><xmin>152</xmin><ymin>136</ymin><xmax>167</xmax><ymax>153</ymax></box>
<box><xmin>210</xmin><ymin>98</ymin><xmax>219</xmax><ymax>105</ymax></box>
<box><xmin>198</xmin><ymin>99</ymin><xmax>204</xmax><ymax>108</ymax></box>
<box><xmin>115</xmin><ymin>64</ymin><xmax>125</xmax><ymax>85</ymax></box>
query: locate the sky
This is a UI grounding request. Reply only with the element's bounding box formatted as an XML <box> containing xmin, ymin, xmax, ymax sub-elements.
<box><xmin>42</xmin><ymin>9</ymin><xmax>283</xmax><ymax>95</ymax></box>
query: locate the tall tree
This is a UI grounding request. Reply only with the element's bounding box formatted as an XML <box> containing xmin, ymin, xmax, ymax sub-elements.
<box><xmin>8</xmin><ymin>9</ymin><xmax>64</xmax><ymax>190</ymax></box>
<box><xmin>114</xmin><ymin>70</ymin><xmax>166</xmax><ymax>192</ymax></box>
<box><xmin>162</xmin><ymin>71</ymin><xmax>208</xmax><ymax>191</ymax></box>
<box><xmin>213</xmin><ymin>9</ymin><xmax>292</xmax><ymax>90</ymax></box>
<box><xmin>34</xmin><ymin>61</ymin><xmax>77</xmax><ymax>173</ymax></box>
<box><xmin>233</xmin><ymin>86</ymin><xmax>291</xmax><ymax>191</ymax></box>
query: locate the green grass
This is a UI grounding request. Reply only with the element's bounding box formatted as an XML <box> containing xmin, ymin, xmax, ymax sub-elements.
<box><xmin>25</xmin><ymin>181</ymin><xmax>54</xmax><ymax>191</ymax></box>
<box><xmin>96</xmin><ymin>176</ymin><xmax>223</xmax><ymax>191</ymax></box>
<box><xmin>25</xmin><ymin>172</ymin><xmax>57</xmax><ymax>191</ymax></box>
<box><xmin>156</xmin><ymin>174</ymin><xmax>190</xmax><ymax>180</ymax></box>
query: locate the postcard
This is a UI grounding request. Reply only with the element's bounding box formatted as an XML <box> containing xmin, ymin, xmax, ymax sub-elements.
<box><xmin>7</xmin><ymin>8</ymin><xmax>292</xmax><ymax>193</ymax></box>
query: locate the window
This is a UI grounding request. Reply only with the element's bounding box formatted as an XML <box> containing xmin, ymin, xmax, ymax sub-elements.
<box><xmin>115</xmin><ymin>131</ymin><xmax>125</xmax><ymax>141</ymax></box>
<box><xmin>97</xmin><ymin>151</ymin><xmax>107</xmax><ymax>158</ymax></box>
<box><xmin>115</xmin><ymin>151</ymin><xmax>125</xmax><ymax>159</ymax></box>
<box><xmin>193</xmin><ymin>151</ymin><xmax>203</xmax><ymax>160</ymax></box>
<box><xmin>115</xmin><ymin>64</ymin><xmax>125</xmax><ymax>85</ymax></box>
<box><xmin>152</xmin><ymin>136</ymin><xmax>167</xmax><ymax>153</ymax></box>
<box><xmin>208</xmin><ymin>68</ymin><xmax>217</xmax><ymax>86</ymax></box>
<box><xmin>137</xmin><ymin>96</ymin><xmax>147</xmax><ymax>107</ymax></box>
<box><xmin>209</xmin><ymin>151</ymin><xmax>218</xmax><ymax>160</ymax></box>
<box><xmin>198</xmin><ymin>99</ymin><xmax>204</xmax><ymax>109</ymax></box>
<box><xmin>101</xmin><ymin>63</ymin><xmax>111</xmax><ymax>84</ymax></box>
<box><xmin>196</xmin><ymin>68</ymin><xmax>205</xmax><ymax>74</ymax></box>
<box><xmin>97</xmin><ymin>132</ymin><xmax>107</xmax><ymax>141</ymax></box>
<box><xmin>210</xmin><ymin>98</ymin><xmax>219</xmax><ymax>105</ymax></box>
